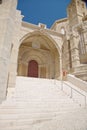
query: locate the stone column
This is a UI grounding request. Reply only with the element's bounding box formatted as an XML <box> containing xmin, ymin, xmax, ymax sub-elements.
<box><xmin>7</xmin><ymin>47</ymin><xmax>19</xmax><ymax>88</ymax></box>
<box><xmin>54</xmin><ymin>54</ymin><xmax>60</xmax><ymax>79</ymax></box>
<box><xmin>38</xmin><ymin>65</ymin><xmax>41</xmax><ymax>78</ymax></box>
<box><xmin>39</xmin><ymin>65</ymin><xmax>46</xmax><ymax>78</ymax></box>
<box><xmin>70</xmin><ymin>34</ymin><xmax>80</xmax><ymax>68</ymax></box>
<box><xmin>59</xmin><ymin>54</ymin><xmax>62</xmax><ymax>80</ymax></box>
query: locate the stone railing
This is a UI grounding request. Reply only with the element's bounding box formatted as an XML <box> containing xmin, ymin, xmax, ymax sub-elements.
<box><xmin>67</xmin><ymin>74</ymin><xmax>87</xmax><ymax>92</ymax></box>
<box><xmin>62</xmin><ymin>81</ymin><xmax>87</xmax><ymax>107</ymax></box>
<box><xmin>74</xmin><ymin>64</ymin><xmax>87</xmax><ymax>72</ymax></box>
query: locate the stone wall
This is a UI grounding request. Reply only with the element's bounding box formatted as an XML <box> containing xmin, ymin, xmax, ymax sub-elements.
<box><xmin>0</xmin><ymin>0</ymin><xmax>18</xmax><ymax>102</ymax></box>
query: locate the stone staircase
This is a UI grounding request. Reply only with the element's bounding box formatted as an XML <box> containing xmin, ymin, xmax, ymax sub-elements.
<box><xmin>0</xmin><ymin>76</ymin><xmax>87</xmax><ymax>130</ymax></box>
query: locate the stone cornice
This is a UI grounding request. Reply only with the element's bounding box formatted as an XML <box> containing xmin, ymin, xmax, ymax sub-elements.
<box><xmin>22</xmin><ymin>22</ymin><xmax>63</xmax><ymax>38</ymax></box>
<box><xmin>51</xmin><ymin>18</ymin><xmax>68</xmax><ymax>29</ymax></box>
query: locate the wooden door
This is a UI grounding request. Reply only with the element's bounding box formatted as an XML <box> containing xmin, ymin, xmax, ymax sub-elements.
<box><xmin>28</xmin><ymin>60</ymin><xmax>38</xmax><ymax>77</ymax></box>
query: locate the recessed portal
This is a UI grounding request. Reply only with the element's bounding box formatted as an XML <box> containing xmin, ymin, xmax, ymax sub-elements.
<box><xmin>17</xmin><ymin>32</ymin><xmax>60</xmax><ymax>79</ymax></box>
<box><xmin>28</xmin><ymin>60</ymin><xmax>38</xmax><ymax>77</ymax></box>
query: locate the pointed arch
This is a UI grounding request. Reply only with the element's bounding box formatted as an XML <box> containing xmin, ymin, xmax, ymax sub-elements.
<box><xmin>19</xmin><ymin>30</ymin><xmax>61</xmax><ymax>56</ymax></box>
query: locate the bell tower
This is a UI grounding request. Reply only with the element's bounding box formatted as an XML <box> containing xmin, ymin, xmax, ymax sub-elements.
<box><xmin>66</xmin><ymin>0</ymin><xmax>87</xmax><ymax>70</ymax></box>
<box><xmin>67</xmin><ymin>0</ymin><xmax>87</xmax><ymax>30</ymax></box>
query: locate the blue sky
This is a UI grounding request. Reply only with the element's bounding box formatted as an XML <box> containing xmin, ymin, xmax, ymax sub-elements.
<box><xmin>17</xmin><ymin>0</ymin><xmax>71</xmax><ymax>28</ymax></box>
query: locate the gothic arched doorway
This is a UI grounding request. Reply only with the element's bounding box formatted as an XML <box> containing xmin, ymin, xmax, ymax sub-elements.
<box><xmin>17</xmin><ymin>31</ymin><xmax>61</xmax><ymax>79</ymax></box>
<box><xmin>28</xmin><ymin>60</ymin><xmax>38</xmax><ymax>77</ymax></box>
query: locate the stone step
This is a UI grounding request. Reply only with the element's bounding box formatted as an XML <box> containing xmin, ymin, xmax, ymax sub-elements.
<box><xmin>0</xmin><ymin>110</ymin><xmax>87</xmax><ymax>130</ymax></box>
<box><xmin>0</xmin><ymin>107</ymin><xmax>86</xmax><ymax>121</ymax></box>
<box><xmin>0</xmin><ymin>106</ymin><xmax>81</xmax><ymax>116</ymax></box>
<box><xmin>0</xmin><ymin>107</ymin><xmax>81</xmax><ymax>116</ymax></box>
<box><xmin>16</xmin><ymin>77</ymin><xmax>56</xmax><ymax>85</ymax></box>
<box><xmin>0</xmin><ymin>106</ymin><xmax>81</xmax><ymax>114</ymax></box>
<box><xmin>14</xmin><ymin>88</ymin><xmax>60</xmax><ymax>94</ymax></box>
<box><xmin>0</xmin><ymin>105</ymin><xmax>80</xmax><ymax>113</ymax></box>
<box><xmin>3</xmin><ymin>100</ymin><xmax>75</xmax><ymax>104</ymax></box>
<box><xmin>0</xmin><ymin>100</ymin><xmax>79</xmax><ymax>108</ymax></box>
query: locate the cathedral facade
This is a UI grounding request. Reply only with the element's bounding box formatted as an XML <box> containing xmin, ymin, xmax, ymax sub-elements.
<box><xmin>0</xmin><ymin>0</ymin><xmax>87</xmax><ymax>102</ymax></box>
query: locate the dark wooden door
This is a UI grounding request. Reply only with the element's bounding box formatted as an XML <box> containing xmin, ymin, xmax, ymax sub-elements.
<box><xmin>28</xmin><ymin>60</ymin><xmax>38</xmax><ymax>77</ymax></box>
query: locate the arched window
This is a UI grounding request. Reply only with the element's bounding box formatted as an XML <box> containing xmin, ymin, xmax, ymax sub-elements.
<box><xmin>61</xmin><ymin>27</ymin><xmax>65</xmax><ymax>35</ymax></box>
